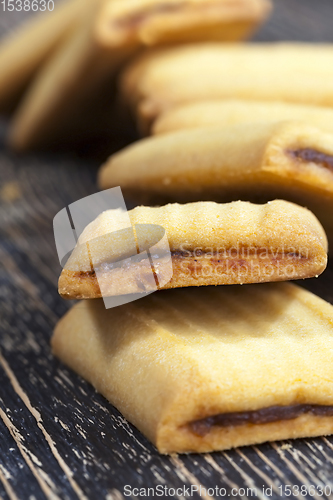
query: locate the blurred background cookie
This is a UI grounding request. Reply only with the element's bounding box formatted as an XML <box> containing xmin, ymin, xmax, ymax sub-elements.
<box><xmin>0</xmin><ymin>0</ymin><xmax>272</xmax><ymax>149</ymax></box>
<box><xmin>99</xmin><ymin>121</ymin><xmax>333</xmax><ymax>245</ymax></box>
<box><xmin>152</xmin><ymin>99</ymin><xmax>333</xmax><ymax>136</ymax></box>
<box><xmin>120</xmin><ymin>43</ymin><xmax>333</xmax><ymax>133</ymax></box>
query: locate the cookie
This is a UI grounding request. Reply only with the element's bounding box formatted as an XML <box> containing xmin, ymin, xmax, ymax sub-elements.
<box><xmin>7</xmin><ymin>0</ymin><xmax>271</xmax><ymax>150</ymax></box>
<box><xmin>153</xmin><ymin>99</ymin><xmax>333</xmax><ymax>136</ymax></box>
<box><xmin>98</xmin><ymin>121</ymin><xmax>333</xmax><ymax>245</ymax></box>
<box><xmin>58</xmin><ymin>200</ymin><xmax>327</xmax><ymax>300</ymax></box>
<box><xmin>0</xmin><ymin>0</ymin><xmax>82</xmax><ymax>114</ymax></box>
<box><xmin>52</xmin><ymin>282</ymin><xmax>333</xmax><ymax>453</ymax></box>
<box><xmin>96</xmin><ymin>0</ymin><xmax>271</xmax><ymax>47</ymax></box>
<box><xmin>8</xmin><ymin>0</ymin><xmax>130</xmax><ymax>150</ymax></box>
<box><xmin>120</xmin><ymin>43</ymin><xmax>333</xmax><ymax>132</ymax></box>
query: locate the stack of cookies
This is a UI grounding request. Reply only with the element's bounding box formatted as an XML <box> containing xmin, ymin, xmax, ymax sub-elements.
<box><xmin>53</xmin><ymin>197</ymin><xmax>333</xmax><ymax>454</ymax></box>
<box><xmin>0</xmin><ymin>0</ymin><xmax>271</xmax><ymax>149</ymax></box>
<box><xmin>52</xmin><ymin>9</ymin><xmax>333</xmax><ymax>453</ymax></box>
<box><xmin>99</xmin><ymin>43</ymin><xmax>333</xmax><ymax>247</ymax></box>
<box><xmin>3</xmin><ymin>1</ymin><xmax>333</xmax><ymax>454</ymax></box>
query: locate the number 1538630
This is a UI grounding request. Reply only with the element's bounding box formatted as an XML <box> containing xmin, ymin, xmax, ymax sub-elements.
<box><xmin>2</xmin><ymin>0</ymin><xmax>54</xmax><ymax>11</ymax></box>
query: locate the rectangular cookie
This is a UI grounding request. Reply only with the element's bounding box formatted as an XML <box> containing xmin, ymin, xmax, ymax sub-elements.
<box><xmin>96</xmin><ymin>0</ymin><xmax>272</xmax><ymax>47</ymax></box>
<box><xmin>52</xmin><ymin>282</ymin><xmax>333</xmax><ymax>453</ymax></box>
<box><xmin>58</xmin><ymin>200</ymin><xmax>327</xmax><ymax>300</ymax></box>
<box><xmin>153</xmin><ymin>99</ymin><xmax>333</xmax><ymax>136</ymax></box>
<box><xmin>120</xmin><ymin>43</ymin><xmax>333</xmax><ymax>132</ymax></box>
<box><xmin>98</xmin><ymin>121</ymin><xmax>333</xmax><ymax>246</ymax></box>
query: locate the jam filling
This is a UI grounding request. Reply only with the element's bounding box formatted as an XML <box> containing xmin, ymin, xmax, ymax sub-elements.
<box><xmin>190</xmin><ymin>404</ymin><xmax>333</xmax><ymax>436</ymax></box>
<box><xmin>170</xmin><ymin>249</ymin><xmax>303</xmax><ymax>259</ymax></box>
<box><xmin>288</xmin><ymin>148</ymin><xmax>333</xmax><ymax>171</ymax></box>
<box><xmin>74</xmin><ymin>247</ymin><xmax>305</xmax><ymax>279</ymax></box>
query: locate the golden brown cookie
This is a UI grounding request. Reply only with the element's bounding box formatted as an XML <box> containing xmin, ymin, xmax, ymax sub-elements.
<box><xmin>52</xmin><ymin>282</ymin><xmax>333</xmax><ymax>453</ymax></box>
<box><xmin>58</xmin><ymin>200</ymin><xmax>327</xmax><ymax>300</ymax></box>
<box><xmin>98</xmin><ymin>121</ymin><xmax>333</xmax><ymax>245</ymax></box>
<box><xmin>120</xmin><ymin>43</ymin><xmax>333</xmax><ymax>132</ymax></box>
<box><xmin>96</xmin><ymin>0</ymin><xmax>272</xmax><ymax>47</ymax></box>
<box><xmin>153</xmin><ymin>99</ymin><xmax>333</xmax><ymax>136</ymax></box>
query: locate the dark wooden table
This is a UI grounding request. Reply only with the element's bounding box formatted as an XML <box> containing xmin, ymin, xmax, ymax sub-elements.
<box><xmin>2</xmin><ymin>2</ymin><xmax>333</xmax><ymax>499</ymax></box>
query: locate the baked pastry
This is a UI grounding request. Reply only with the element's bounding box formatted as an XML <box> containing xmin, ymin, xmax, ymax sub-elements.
<box><xmin>0</xmin><ymin>0</ymin><xmax>82</xmax><ymax>114</ymax></box>
<box><xmin>6</xmin><ymin>0</ymin><xmax>271</xmax><ymax>150</ymax></box>
<box><xmin>58</xmin><ymin>200</ymin><xmax>327</xmax><ymax>300</ymax></box>
<box><xmin>120</xmin><ymin>43</ymin><xmax>333</xmax><ymax>132</ymax></box>
<box><xmin>153</xmin><ymin>99</ymin><xmax>333</xmax><ymax>136</ymax></box>
<box><xmin>52</xmin><ymin>282</ymin><xmax>333</xmax><ymax>453</ymax></box>
<box><xmin>96</xmin><ymin>0</ymin><xmax>272</xmax><ymax>47</ymax></box>
<box><xmin>7</xmin><ymin>0</ymin><xmax>125</xmax><ymax>150</ymax></box>
<box><xmin>98</xmin><ymin>121</ymin><xmax>333</xmax><ymax>245</ymax></box>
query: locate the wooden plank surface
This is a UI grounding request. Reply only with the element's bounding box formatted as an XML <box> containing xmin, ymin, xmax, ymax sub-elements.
<box><xmin>2</xmin><ymin>1</ymin><xmax>333</xmax><ymax>499</ymax></box>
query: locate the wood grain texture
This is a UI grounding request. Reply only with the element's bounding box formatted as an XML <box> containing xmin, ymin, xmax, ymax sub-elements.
<box><xmin>2</xmin><ymin>1</ymin><xmax>333</xmax><ymax>499</ymax></box>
